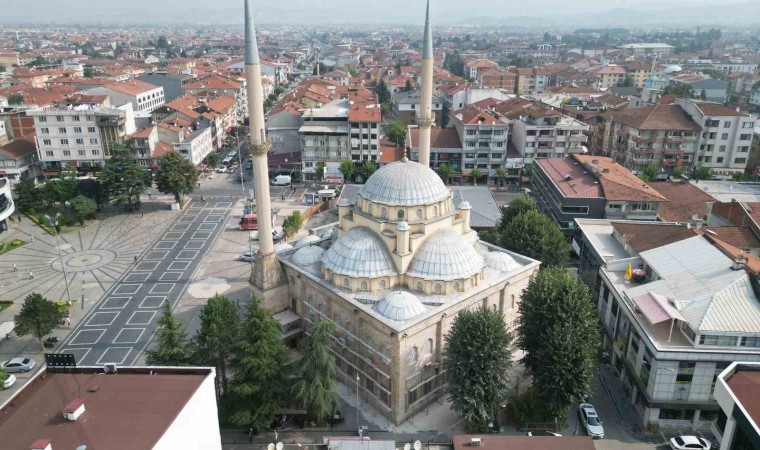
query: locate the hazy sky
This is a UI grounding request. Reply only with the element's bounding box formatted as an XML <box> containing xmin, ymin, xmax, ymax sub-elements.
<box><xmin>0</xmin><ymin>0</ymin><xmax>757</xmax><ymax>26</ymax></box>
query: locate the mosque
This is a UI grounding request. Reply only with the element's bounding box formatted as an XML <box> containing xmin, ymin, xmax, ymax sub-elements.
<box><xmin>243</xmin><ymin>0</ymin><xmax>540</xmax><ymax>425</ymax></box>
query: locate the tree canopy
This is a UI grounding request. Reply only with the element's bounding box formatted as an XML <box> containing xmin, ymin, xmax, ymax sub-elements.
<box><xmin>14</xmin><ymin>293</ymin><xmax>64</xmax><ymax>350</ymax></box>
<box><xmin>518</xmin><ymin>267</ymin><xmax>600</xmax><ymax>420</ymax></box>
<box><xmin>494</xmin><ymin>210</ymin><xmax>569</xmax><ymax>268</ymax></box>
<box><xmin>101</xmin><ymin>145</ymin><xmax>147</xmax><ymax>210</ymax></box>
<box><xmin>155</xmin><ymin>150</ymin><xmax>199</xmax><ymax>204</ymax></box>
<box><xmin>70</xmin><ymin>195</ymin><xmax>97</xmax><ymax>225</ymax></box>
<box><xmin>338</xmin><ymin>160</ymin><xmax>355</xmax><ymax>182</ymax></box>
<box><xmin>192</xmin><ymin>294</ymin><xmax>240</xmax><ymax>397</ymax></box>
<box><xmin>145</xmin><ymin>302</ymin><xmax>189</xmax><ymax>366</ymax></box>
<box><xmin>446</xmin><ymin>307</ymin><xmax>512</xmax><ymax>432</ymax></box>
<box><xmin>437</xmin><ymin>163</ymin><xmax>454</xmax><ymax>185</ymax></box>
<box><xmin>386</xmin><ymin>121</ymin><xmax>407</xmax><ymax>146</ymax></box>
<box><xmin>282</xmin><ymin>210</ymin><xmax>303</xmax><ymax>239</ymax></box>
<box><xmin>361</xmin><ymin>160</ymin><xmax>377</xmax><ymax>180</ymax></box>
<box><xmin>13</xmin><ymin>172</ymin><xmax>38</xmax><ymax>212</ymax></box>
<box><xmin>292</xmin><ymin>321</ymin><xmax>338</xmax><ymax>424</ymax></box>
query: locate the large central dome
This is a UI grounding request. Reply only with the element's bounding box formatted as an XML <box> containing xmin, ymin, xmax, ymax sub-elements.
<box><xmin>358</xmin><ymin>159</ymin><xmax>450</xmax><ymax>206</ymax></box>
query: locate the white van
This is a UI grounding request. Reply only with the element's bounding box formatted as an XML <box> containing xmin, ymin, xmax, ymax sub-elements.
<box><xmin>222</xmin><ymin>157</ymin><xmax>234</xmax><ymax>166</ymax></box>
<box><xmin>271</xmin><ymin>175</ymin><xmax>291</xmax><ymax>186</ymax></box>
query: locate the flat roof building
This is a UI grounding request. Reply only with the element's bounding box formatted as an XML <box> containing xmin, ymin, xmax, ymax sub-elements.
<box><xmin>713</xmin><ymin>362</ymin><xmax>760</xmax><ymax>449</ymax></box>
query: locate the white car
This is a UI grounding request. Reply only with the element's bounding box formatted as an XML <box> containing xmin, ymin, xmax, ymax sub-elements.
<box><xmin>578</xmin><ymin>403</ymin><xmax>604</xmax><ymax>439</ymax></box>
<box><xmin>1</xmin><ymin>357</ymin><xmax>35</xmax><ymax>373</ymax></box>
<box><xmin>525</xmin><ymin>431</ymin><xmax>561</xmax><ymax>436</ymax></box>
<box><xmin>237</xmin><ymin>251</ymin><xmax>254</xmax><ymax>262</ymax></box>
<box><xmin>216</xmin><ymin>166</ymin><xmax>229</xmax><ymax>173</ymax></box>
<box><xmin>2</xmin><ymin>373</ymin><xmax>16</xmax><ymax>389</ymax></box>
<box><xmin>669</xmin><ymin>435</ymin><xmax>711</xmax><ymax>450</ymax></box>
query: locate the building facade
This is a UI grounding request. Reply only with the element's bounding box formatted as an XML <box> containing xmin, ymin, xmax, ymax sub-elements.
<box><xmin>174</xmin><ymin>127</ymin><xmax>213</xmax><ymax>166</ymax></box>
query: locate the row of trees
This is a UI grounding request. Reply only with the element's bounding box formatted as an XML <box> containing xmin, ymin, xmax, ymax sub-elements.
<box><xmin>337</xmin><ymin>160</ymin><xmax>378</xmax><ymax>183</ymax></box>
<box><xmin>146</xmin><ymin>295</ymin><xmax>338</xmax><ymax>429</ymax></box>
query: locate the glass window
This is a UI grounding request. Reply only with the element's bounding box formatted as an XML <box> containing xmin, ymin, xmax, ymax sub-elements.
<box><xmin>416</xmin><ymin>281</ymin><xmax>423</xmax><ymax>291</ymax></box>
<box><xmin>427</xmin><ymin>338</ymin><xmax>434</xmax><ymax>354</ymax></box>
<box><xmin>410</xmin><ymin>346</ymin><xmax>419</xmax><ymax>363</ymax></box>
<box><xmin>434</xmin><ymin>284</ymin><xmax>442</xmax><ymax>294</ymax></box>
<box><xmin>343</xmin><ymin>278</ymin><xmax>349</xmax><ymax>288</ymax></box>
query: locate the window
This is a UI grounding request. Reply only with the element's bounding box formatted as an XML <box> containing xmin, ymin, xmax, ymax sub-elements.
<box><xmin>397</xmin><ymin>210</ymin><xmax>404</xmax><ymax>220</ymax></box>
<box><xmin>561</xmin><ymin>205</ymin><xmax>589</xmax><ymax>214</ymax></box>
<box><xmin>366</xmin><ymin>335</ymin><xmax>374</xmax><ymax>350</ymax></box>
<box><xmin>742</xmin><ymin>122</ymin><xmax>754</xmax><ymax>128</ymax></box>
<box><xmin>739</xmin><ymin>146</ymin><xmax>749</xmax><ymax>153</ymax></box>
<box><xmin>416</xmin><ymin>281</ymin><xmax>423</xmax><ymax>291</ymax></box>
<box><xmin>45</xmin><ymin>150</ymin><xmax>53</xmax><ymax>157</ymax></box>
<box><xmin>723</xmin><ymin>121</ymin><xmax>731</xmax><ymax>128</ymax></box>
<box><xmin>73</xmin><ymin>127</ymin><xmax>82</xmax><ymax>133</ymax></box>
<box><xmin>90</xmin><ymin>138</ymin><xmax>98</xmax><ymax>145</ymax></box>
<box><xmin>699</xmin><ymin>335</ymin><xmax>738</xmax><ymax>346</ymax></box>
<box><xmin>360</xmin><ymin>280</ymin><xmax>368</xmax><ymax>291</ymax></box>
<box><xmin>381</xmin><ymin>207</ymin><xmax>387</xmax><ymax>218</ymax></box>
<box><xmin>719</xmin><ymin>145</ymin><xmax>726</xmax><ymax>152</ymax></box>
<box><xmin>477</xmin><ymin>153</ymin><xmax>489</xmax><ymax>158</ymax></box>
<box><xmin>740</xmin><ymin>336</ymin><xmax>760</xmax><ymax>348</ymax></box>
<box><xmin>58</xmin><ymin>127</ymin><xmax>66</xmax><ymax>133</ymax></box>
<box><xmin>62</xmin><ymin>150</ymin><xmax>71</xmax><ymax>156</ymax></box>
<box><xmin>410</xmin><ymin>346</ymin><xmax>419</xmax><ymax>363</ymax></box>
<box><xmin>73</xmin><ymin>115</ymin><xmax>80</xmax><ymax>122</ymax></box>
<box><xmin>740</xmin><ymin>134</ymin><xmax>752</xmax><ymax>140</ymax></box>
<box><xmin>343</xmin><ymin>278</ymin><xmax>349</xmax><ymax>288</ymax></box>
<box><xmin>427</xmin><ymin>338</ymin><xmax>434</xmax><ymax>354</ymax></box>
<box><xmin>721</xmin><ymin>133</ymin><xmax>729</xmax><ymax>140</ymax></box>
<box><xmin>40</xmin><ymin>127</ymin><xmax>49</xmax><ymax>134</ymax></box>
<box><xmin>38</xmin><ymin>116</ymin><xmax>47</xmax><ymax>122</ymax></box>
<box><xmin>509</xmin><ymin>294</ymin><xmax>515</xmax><ymax>310</ymax></box>
<box><xmin>42</xmin><ymin>139</ymin><xmax>51</xmax><ymax>146</ymax></box>
<box><xmin>78</xmin><ymin>150</ymin><xmax>86</xmax><ymax>156</ymax></box>
<box><xmin>465</xmin><ymin>153</ymin><xmax>476</xmax><ymax>158</ymax></box>
<box><xmin>60</xmin><ymin>139</ymin><xmax>69</xmax><ymax>145</ymax></box>
<box><xmin>75</xmin><ymin>138</ymin><xmax>84</xmax><ymax>145</ymax></box>
<box><xmin>416</xmin><ymin>208</ymin><xmax>423</xmax><ymax>219</ymax></box>
<box><xmin>379</xmin><ymin>279</ymin><xmax>386</xmax><ymax>289</ymax></box>
<box><xmin>716</xmin><ymin>157</ymin><xmax>723</xmax><ymax>163</ymax></box>
<box><xmin>87</xmin><ymin>127</ymin><xmax>96</xmax><ymax>133</ymax></box>
<box><xmin>434</xmin><ymin>284</ymin><xmax>442</xmax><ymax>294</ymax></box>
<box><xmin>56</xmin><ymin>115</ymin><xmax>64</xmax><ymax>122</ymax></box>
<box><xmin>735</xmin><ymin>158</ymin><xmax>747</xmax><ymax>164</ymax></box>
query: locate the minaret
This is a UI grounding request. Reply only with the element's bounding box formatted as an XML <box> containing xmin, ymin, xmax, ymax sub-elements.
<box><xmin>417</xmin><ymin>0</ymin><xmax>434</xmax><ymax>168</ymax></box>
<box><xmin>245</xmin><ymin>0</ymin><xmax>287</xmax><ymax>308</ymax></box>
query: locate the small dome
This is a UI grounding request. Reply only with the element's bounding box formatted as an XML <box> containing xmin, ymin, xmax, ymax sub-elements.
<box><xmin>322</xmin><ymin>227</ymin><xmax>397</xmax><ymax>277</ymax></box>
<box><xmin>457</xmin><ymin>201</ymin><xmax>472</xmax><ymax>210</ymax></box>
<box><xmin>662</xmin><ymin>65</ymin><xmax>682</xmax><ymax>74</ymax></box>
<box><xmin>397</xmin><ymin>220</ymin><xmax>410</xmax><ymax>231</ymax></box>
<box><xmin>292</xmin><ymin>246</ymin><xmax>324</xmax><ymax>266</ymax></box>
<box><xmin>358</xmin><ymin>159</ymin><xmax>450</xmax><ymax>206</ymax></box>
<box><xmin>373</xmin><ymin>291</ymin><xmax>426</xmax><ymax>321</ymax></box>
<box><xmin>338</xmin><ymin>197</ymin><xmax>351</xmax><ymax>207</ymax></box>
<box><xmin>484</xmin><ymin>252</ymin><xmax>521</xmax><ymax>272</ymax></box>
<box><xmin>407</xmin><ymin>230</ymin><xmax>484</xmax><ymax>281</ymax></box>
<box><xmin>274</xmin><ymin>242</ymin><xmax>293</xmax><ymax>253</ymax></box>
<box><xmin>292</xmin><ymin>235</ymin><xmax>321</xmax><ymax>247</ymax></box>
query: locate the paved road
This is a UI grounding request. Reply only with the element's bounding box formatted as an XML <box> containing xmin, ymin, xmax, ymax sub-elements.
<box><xmin>57</xmin><ymin>200</ymin><xmax>232</xmax><ymax>366</ymax></box>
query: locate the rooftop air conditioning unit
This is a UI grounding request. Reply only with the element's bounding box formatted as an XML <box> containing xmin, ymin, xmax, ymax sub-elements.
<box><xmin>103</xmin><ymin>363</ymin><xmax>117</xmax><ymax>374</ymax></box>
<box><xmin>470</xmin><ymin>438</ymin><xmax>482</xmax><ymax>447</ymax></box>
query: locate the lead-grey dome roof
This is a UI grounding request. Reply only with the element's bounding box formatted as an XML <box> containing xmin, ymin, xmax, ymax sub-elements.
<box><xmin>373</xmin><ymin>291</ymin><xmax>426</xmax><ymax>321</ymax></box>
<box><xmin>292</xmin><ymin>246</ymin><xmax>324</xmax><ymax>266</ymax></box>
<box><xmin>358</xmin><ymin>159</ymin><xmax>450</xmax><ymax>206</ymax></box>
<box><xmin>322</xmin><ymin>227</ymin><xmax>397</xmax><ymax>277</ymax></box>
<box><xmin>407</xmin><ymin>230</ymin><xmax>485</xmax><ymax>281</ymax></box>
<box><xmin>292</xmin><ymin>235</ymin><xmax>321</xmax><ymax>247</ymax></box>
<box><xmin>484</xmin><ymin>252</ymin><xmax>521</xmax><ymax>272</ymax></box>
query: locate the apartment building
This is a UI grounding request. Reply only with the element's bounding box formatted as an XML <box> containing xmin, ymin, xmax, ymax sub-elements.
<box><xmin>599</xmin><ymin>103</ymin><xmax>701</xmax><ymax>174</ymax></box>
<box><xmin>713</xmin><ymin>362</ymin><xmax>760</xmax><ymax>449</ymax></box>
<box><xmin>407</xmin><ymin>127</ymin><xmax>464</xmax><ymax>178</ymax></box>
<box><xmin>84</xmin><ymin>80</ymin><xmax>165</xmax><ymax>114</ymax></box>
<box><xmin>182</xmin><ymin>76</ymin><xmax>248</xmax><ymax>118</ymax></box>
<box><xmin>532</xmin><ymin>155</ymin><xmax>667</xmax><ymax>234</ymax></box>
<box><xmin>174</xmin><ymin>127</ymin><xmax>213</xmax><ymax>166</ymax></box>
<box><xmin>492</xmin><ymin>99</ymin><xmax>589</xmax><ymax>164</ymax></box>
<box><xmin>348</xmin><ymin>101</ymin><xmax>381</xmax><ymax>168</ymax></box>
<box><xmin>575</xmin><ymin>220</ymin><xmax>760</xmax><ymax>430</ymax></box>
<box><xmin>299</xmin><ymin>99</ymin><xmax>351</xmax><ymax>182</ymax></box>
<box><xmin>465</xmin><ymin>59</ymin><xmax>498</xmax><ymax>80</ymax></box>
<box><xmin>587</xmin><ymin>65</ymin><xmax>628</xmax><ymax>89</ymax></box>
<box><xmin>450</xmin><ymin>105</ymin><xmax>509</xmax><ymax>182</ymax></box>
<box><xmin>619</xmin><ymin>43</ymin><xmax>675</xmax><ymax>56</ymax></box>
<box><xmin>624</xmin><ymin>61</ymin><xmax>657</xmax><ymax>89</ymax></box>
<box><xmin>0</xmin><ymin>137</ymin><xmax>38</xmax><ymax>182</ymax></box>
<box><xmin>675</xmin><ymin>99</ymin><xmax>756</xmax><ymax>179</ymax></box>
<box><xmin>392</xmin><ymin>90</ymin><xmax>444</xmax><ymax>127</ymax></box>
<box><xmin>28</xmin><ymin>104</ymin><xmax>135</xmax><ymax>174</ymax></box>
<box><xmin>478</xmin><ymin>68</ymin><xmax>516</xmax><ymax>92</ymax></box>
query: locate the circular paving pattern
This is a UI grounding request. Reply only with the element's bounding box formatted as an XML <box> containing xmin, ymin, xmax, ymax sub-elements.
<box><xmin>50</xmin><ymin>249</ymin><xmax>118</xmax><ymax>273</ymax></box>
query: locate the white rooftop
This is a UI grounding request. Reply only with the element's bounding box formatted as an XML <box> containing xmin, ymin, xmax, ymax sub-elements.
<box><xmin>689</xmin><ymin>181</ymin><xmax>760</xmax><ymax>203</ymax></box>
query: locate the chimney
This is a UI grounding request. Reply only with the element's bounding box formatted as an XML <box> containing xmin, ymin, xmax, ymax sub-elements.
<box><xmin>469</xmin><ymin>438</ymin><xmax>483</xmax><ymax>447</ymax></box>
<box><xmin>62</xmin><ymin>399</ymin><xmax>86</xmax><ymax>421</ymax></box>
<box><xmin>29</xmin><ymin>440</ymin><xmax>52</xmax><ymax>450</ymax></box>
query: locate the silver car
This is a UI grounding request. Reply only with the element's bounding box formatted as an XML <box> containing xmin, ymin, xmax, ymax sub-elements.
<box><xmin>578</xmin><ymin>403</ymin><xmax>604</xmax><ymax>439</ymax></box>
<box><xmin>2</xmin><ymin>357</ymin><xmax>35</xmax><ymax>373</ymax></box>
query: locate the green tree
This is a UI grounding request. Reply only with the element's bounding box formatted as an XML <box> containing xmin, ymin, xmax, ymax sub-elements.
<box><xmin>0</xmin><ymin>65</ymin><xmax>6</xmax><ymax>72</ymax></box>
<box><xmin>155</xmin><ymin>150</ymin><xmax>199</xmax><ymax>204</ymax></box>
<box><xmin>315</xmin><ymin>162</ymin><xmax>325</xmax><ymax>182</ymax></box>
<box><xmin>437</xmin><ymin>163</ymin><xmax>454</xmax><ymax>184</ymax></box>
<box><xmin>663</xmin><ymin>83</ymin><xmax>695</xmax><ymax>98</ymax></box>
<box><xmin>700</xmin><ymin>89</ymin><xmax>707</xmax><ymax>100</ymax></box>
<box><xmin>13</xmin><ymin>171</ymin><xmax>38</xmax><ymax>212</ymax></box>
<box><xmin>312</xmin><ymin>62</ymin><xmax>328</xmax><ymax>75</ymax></box>
<box><xmin>292</xmin><ymin>321</ymin><xmax>338</xmax><ymax>424</ymax></box>
<box><xmin>469</xmin><ymin>168</ymin><xmax>482</xmax><ymax>186</ymax></box>
<box><xmin>725</xmin><ymin>93</ymin><xmax>740</xmax><ymax>106</ymax></box>
<box><xmin>386</xmin><ymin>121</ymin><xmax>407</xmax><ymax>146</ymax></box>
<box><xmin>205</xmin><ymin>152</ymin><xmax>220</xmax><ymax>168</ymax></box>
<box><xmin>83</xmin><ymin>67</ymin><xmax>94</xmax><ymax>78</ymax></box>
<box><xmin>403</xmin><ymin>79</ymin><xmax>413</xmax><ymax>92</ymax></box>
<box><xmin>518</xmin><ymin>267</ymin><xmax>600</xmax><ymax>421</ymax></box>
<box><xmin>192</xmin><ymin>295</ymin><xmax>240</xmax><ymax>397</ymax></box>
<box><xmin>282</xmin><ymin>210</ymin><xmax>303</xmax><ymax>239</ymax></box>
<box><xmin>375</xmin><ymin>79</ymin><xmax>391</xmax><ymax>104</ymax></box>
<box><xmin>639</xmin><ymin>165</ymin><xmax>660</xmax><ymax>182</ymax></box>
<box><xmin>0</xmin><ymin>367</ymin><xmax>8</xmax><ymax>386</ymax></box>
<box><xmin>361</xmin><ymin>160</ymin><xmax>377</xmax><ymax>180</ymax></box>
<box><xmin>226</xmin><ymin>298</ymin><xmax>288</xmax><ymax>430</ymax></box>
<box><xmin>617</xmin><ymin>75</ymin><xmax>634</xmax><ymax>87</ymax></box>
<box><xmin>499</xmin><ymin>210</ymin><xmax>568</xmax><ymax>268</ymax></box>
<box><xmin>101</xmin><ymin>145</ymin><xmax>147</xmax><ymax>210</ymax></box>
<box><xmin>70</xmin><ymin>195</ymin><xmax>97</xmax><ymax>225</ymax></box>
<box><xmin>499</xmin><ymin>194</ymin><xmax>537</xmax><ymax>231</ymax></box>
<box><xmin>14</xmin><ymin>293</ymin><xmax>64</xmax><ymax>350</ymax></box>
<box><xmin>8</xmin><ymin>94</ymin><xmax>24</xmax><ymax>105</ymax></box>
<box><xmin>671</xmin><ymin>167</ymin><xmax>683</xmax><ymax>179</ymax></box>
<box><xmin>338</xmin><ymin>160</ymin><xmax>355</xmax><ymax>182</ymax></box>
<box><xmin>157</xmin><ymin>35</ymin><xmax>170</xmax><ymax>48</ymax></box>
<box><xmin>694</xmin><ymin>166</ymin><xmax>713</xmax><ymax>180</ymax></box>
<box><xmin>145</xmin><ymin>302</ymin><xmax>189</xmax><ymax>366</ymax></box>
<box><xmin>58</xmin><ymin>163</ymin><xmax>79</xmax><ymax>204</ymax></box>
<box><xmin>732</xmin><ymin>171</ymin><xmax>746</xmax><ymax>182</ymax></box>
<box><xmin>446</xmin><ymin>307</ymin><xmax>512</xmax><ymax>432</ymax></box>
<box><xmin>495</xmin><ymin>167</ymin><xmax>506</xmax><ymax>189</ymax></box>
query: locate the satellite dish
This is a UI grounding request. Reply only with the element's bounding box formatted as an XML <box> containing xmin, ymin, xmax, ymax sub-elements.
<box><xmin>76</xmin><ymin>446</ymin><xmax>87</xmax><ymax>450</ymax></box>
<box><xmin>268</xmin><ymin>444</ymin><xmax>276</xmax><ymax>450</ymax></box>
<box><xmin>414</xmin><ymin>441</ymin><xmax>422</xmax><ymax>450</ymax></box>
<box><xmin>277</xmin><ymin>443</ymin><xmax>284</xmax><ymax>450</ymax></box>
<box><xmin>404</xmin><ymin>444</ymin><xmax>411</xmax><ymax>450</ymax></box>
<box><xmin>692</xmin><ymin>214</ymin><xmax>699</xmax><ymax>221</ymax></box>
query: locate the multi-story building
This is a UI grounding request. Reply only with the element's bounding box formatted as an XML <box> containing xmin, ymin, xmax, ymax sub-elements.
<box><xmin>28</xmin><ymin>104</ymin><xmax>136</xmax><ymax>174</ymax></box>
<box><xmin>478</xmin><ymin>68</ymin><xmax>516</xmax><ymax>92</ymax></box>
<box><xmin>465</xmin><ymin>59</ymin><xmax>498</xmax><ymax>80</ymax></box>
<box><xmin>619</xmin><ymin>43</ymin><xmax>675</xmax><ymax>56</ymax></box>
<box><xmin>574</xmin><ymin>220</ymin><xmax>760</xmax><ymax>430</ymax></box>
<box><xmin>676</xmin><ymin>99</ymin><xmax>756</xmax><ymax>179</ymax></box>
<box><xmin>449</xmin><ymin>105</ymin><xmax>509</xmax><ymax>183</ymax></box>
<box><xmin>532</xmin><ymin>155</ymin><xmax>667</xmax><ymax>235</ymax></box>
<box><xmin>586</xmin><ymin>65</ymin><xmax>628</xmax><ymax>90</ymax></box>
<box><xmin>624</xmin><ymin>61</ymin><xmax>658</xmax><ymax>89</ymax></box>
<box><xmin>0</xmin><ymin>121</ymin><xmax>8</xmax><ymax>147</ymax></box>
<box><xmin>712</xmin><ymin>362</ymin><xmax>760</xmax><ymax>449</ymax></box>
<box><xmin>599</xmin><ymin>103</ymin><xmax>701</xmax><ymax>173</ymax></box>
<box><xmin>407</xmin><ymin>127</ymin><xmax>464</xmax><ymax>178</ymax></box>
<box><xmin>348</xmin><ymin>102</ymin><xmax>381</xmax><ymax>168</ymax></box>
<box><xmin>0</xmin><ymin>177</ymin><xmax>15</xmax><ymax>235</ymax></box>
<box><xmin>181</xmin><ymin>76</ymin><xmax>248</xmax><ymax>118</ymax></box>
<box><xmin>392</xmin><ymin>90</ymin><xmax>444</xmax><ymax>127</ymax></box>
<box><xmin>84</xmin><ymin>80</ymin><xmax>165</xmax><ymax>115</ymax></box>
<box><xmin>174</xmin><ymin>127</ymin><xmax>213</xmax><ymax>166</ymax></box>
<box><xmin>0</xmin><ymin>137</ymin><xmax>38</xmax><ymax>182</ymax></box>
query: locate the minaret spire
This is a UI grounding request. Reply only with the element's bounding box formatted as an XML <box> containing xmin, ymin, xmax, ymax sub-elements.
<box><xmin>244</xmin><ymin>0</ymin><xmax>287</xmax><ymax>306</ymax></box>
<box><xmin>417</xmin><ymin>0</ymin><xmax>434</xmax><ymax>169</ymax></box>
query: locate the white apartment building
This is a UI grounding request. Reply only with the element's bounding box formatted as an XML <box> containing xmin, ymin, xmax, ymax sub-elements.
<box><xmin>174</xmin><ymin>127</ymin><xmax>213</xmax><ymax>166</ymax></box>
<box><xmin>575</xmin><ymin>220</ymin><xmax>760</xmax><ymax>431</ymax></box>
<box><xmin>85</xmin><ymin>80</ymin><xmax>165</xmax><ymax>115</ymax></box>
<box><xmin>676</xmin><ymin>99</ymin><xmax>757</xmax><ymax>179</ymax></box>
<box><xmin>450</xmin><ymin>105</ymin><xmax>510</xmax><ymax>180</ymax></box>
<box><xmin>510</xmin><ymin>109</ymin><xmax>589</xmax><ymax>164</ymax></box>
<box><xmin>28</xmin><ymin>104</ymin><xmax>136</xmax><ymax>173</ymax></box>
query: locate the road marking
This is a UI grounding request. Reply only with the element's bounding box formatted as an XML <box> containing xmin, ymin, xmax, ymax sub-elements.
<box><xmin>179</xmin><ymin>215</ymin><xmax>198</xmax><ymax>223</ymax></box>
<box><xmin>145</xmin><ymin>250</ymin><xmax>169</xmax><ymax>261</ymax></box>
<box><xmin>204</xmin><ymin>215</ymin><xmax>224</xmax><ymax>223</ymax></box>
<box><xmin>114</xmin><ymin>284</ymin><xmax>142</xmax><ymax>295</ymax></box>
<box><xmin>163</xmin><ymin>232</ymin><xmax>185</xmax><ymax>241</ymax></box>
<box><xmin>97</xmin><ymin>347</ymin><xmax>132</xmax><ymax>365</ymax></box>
<box><xmin>198</xmin><ymin>223</ymin><xmax>217</xmax><ymax>231</ymax></box>
<box><xmin>215</xmin><ymin>202</ymin><xmax>233</xmax><ymax>208</ymax></box>
<box><xmin>159</xmin><ymin>272</ymin><xmax>183</xmax><ymax>282</ymax></box>
<box><xmin>176</xmin><ymin>250</ymin><xmax>199</xmax><ymax>260</ymax></box>
<box><xmin>184</xmin><ymin>240</ymin><xmax>205</xmax><ymax>250</ymax></box>
<box><xmin>127</xmin><ymin>310</ymin><xmax>156</xmax><ymax>326</ymax></box>
<box><xmin>70</xmin><ymin>328</ymin><xmax>106</xmax><ymax>345</ymax></box>
<box><xmin>135</xmin><ymin>261</ymin><xmax>159</xmax><ymax>271</ymax></box>
<box><xmin>125</xmin><ymin>272</ymin><xmax>151</xmax><ymax>282</ymax></box>
<box><xmin>171</xmin><ymin>223</ymin><xmax>191</xmax><ymax>231</ymax></box>
<box><xmin>168</xmin><ymin>261</ymin><xmax>191</xmax><ymax>271</ymax></box>
<box><xmin>113</xmin><ymin>328</ymin><xmax>145</xmax><ymax>344</ymax></box>
<box><xmin>154</xmin><ymin>241</ymin><xmax>178</xmax><ymax>250</ymax></box>
<box><xmin>85</xmin><ymin>311</ymin><xmax>119</xmax><ymax>327</ymax></box>
<box><xmin>150</xmin><ymin>283</ymin><xmax>175</xmax><ymax>295</ymax></box>
<box><xmin>101</xmin><ymin>296</ymin><xmax>132</xmax><ymax>310</ymax></box>
<box><xmin>139</xmin><ymin>296</ymin><xmax>167</xmax><ymax>309</ymax></box>
<box><xmin>191</xmin><ymin>231</ymin><xmax>212</xmax><ymax>240</ymax></box>
<box><xmin>61</xmin><ymin>347</ymin><xmax>91</xmax><ymax>364</ymax></box>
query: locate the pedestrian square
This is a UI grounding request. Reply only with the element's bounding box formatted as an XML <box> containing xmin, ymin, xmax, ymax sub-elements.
<box><xmin>204</xmin><ymin>215</ymin><xmax>223</xmax><ymax>223</ymax></box>
<box><xmin>159</xmin><ymin>272</ymin><xmax>183</xmax><ymax>282</ymax></box>
<box><xmin>176</xmin><ymin>250</ymin><xmax>198</xmax><ymax>260</ymax></box>
<box><xmin>191</xmin><ymin>231</ymin><xmax>212</xmax><ymax>240</ymax></box>
<box><xmin>125</xmin><ymin>272</ymin><xmax>151</xmax><ymax>282</ymax></box>
<box><xmin>171</xmin><ymin>223</ymin><xmax>191</xmax><ymax>231</ymax></box>
<box><xmin>139</xmin><ymin>296</ymin><xmax>167</xmax><ymax>309</ymax></box>
<box><xmin>179</xmin><ymin>215</ymin><xmax>197</xmax><ymax>223</ymax></box>
<box><xmin>145</xmin><ymin>250</ymin><xmax>169</xmax><ymax>261</ymax></box>
<box><xmin>114</xmin><ymin>284</ymin><xmax>141</xmax><ymax>295</ymax></box>
<box><xmin>184</xmin><ymin>240</ymin><xmax>205</xmax><ymax>250</ymax></box>
<box><xmin>101</xmin><ymin>296</ymin><xmax>131</xmax><ymax>310</ymax></box>
<box><xmin>150</xmin><ymin>283</ymin><xmax>175</xmax><ymax>294</ymax></box>
<box><xmin>135</xmin><ymin>261</ymin><xmax>159</xmax><ymax>271</ymax></box>
<box><xmin>198</xmin><ymin>223</ymin><xmax>217</xmax><ymax>231</ymax></box>
<box><xmin>163</xmin><ymin>232</ymin><xmax>184</xmax><ymax>240</ymax></box>
<box><xmin>214</xmin><ymin>202</ymin><xmax>233</xmax><ymax>208</ymax></box>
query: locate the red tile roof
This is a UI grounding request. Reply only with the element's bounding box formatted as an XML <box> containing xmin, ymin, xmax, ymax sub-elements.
<box><xmin>451</xmin><ymin>104</ymin><xmax>500</xmax><ymax>125</ymax></box>
<box><xmin>205</xmin><ymin>95</ymin><xmax>236</xmax><ymax>113</ymax></box>
<box><xmin>103</xmin><ymin>79</ymin><xmax>159</xmax><ymax>96</ymax></box>
<box><xmin>605</xmin><ymin>104</ymin><xmax>701</xmax><ymax>131</ymax></box>
<box><xmin>348</xmin><ymin>102</ymin><xmax>381</xmax><ymax>123</ymax></box>
<box><xmin>575</xmin><ymin>154</ymin><xmax>668</xmax><ymax>202</ymax></box>
<box><xmin>612</xmin><ymin>222</ymin><xmax>696</xmax><ymax>253</ymax></box>
<box><xmin>408</xmin><ymin>127</ymin><xmax>462</xmax><ymax>149</ymax></box>
<box><xmin>649</xmin><ymin>181</ymin><xmax>716</xmax><ymax>222</ymax></box>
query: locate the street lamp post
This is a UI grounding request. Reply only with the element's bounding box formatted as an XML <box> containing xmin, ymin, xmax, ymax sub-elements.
<box><xmin>47</xmin><ymin>214</ymin><xmax>72</xmax><ymax>304</ymax></box>
<box><xmin>355</xmin><ymin>374</ymin><xmax>360</xmax><ymax>435</ymax></box>
<box><xmin>237</xmin><ymin>125</ymin><xmax>255</xmax><ymax>264</ymax></box>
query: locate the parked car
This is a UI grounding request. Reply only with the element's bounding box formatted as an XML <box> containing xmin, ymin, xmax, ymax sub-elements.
<box><xmin>237</xmin><ymin>251</ymin><xmax>254</xmax><ymax>262</ymax></box>
<box><xmin>669</xmin><ymin>436</ymin><xmax>711</xmax><ymax>450</ymax></box>
<box><xmin>216</xmin><ymin>166</ymin><xmax>229</xmax><ymax>173</ymax></box>
<box><xmin>525</xmin><ymin>431</ymin><xmax>562</xmax><ymax>437</ymax></box>
<box><xmin>271</xmin><ymin>175</ymin><xmax>291</xmax><ymax>186</ymax></box>
<box><xmin>1</xmin><ymin>373</ymin><xmax>16</xmax><ymax>389</ymax></box>
<box><xmin>578</xmin><ymin>403</ymin><xmax>604</xmax><ymax>439</ymax></box>
<box><xmin>1</xmin><ymin>357</ymin><xmax>35</xmax><ymax>373</ymax></box>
